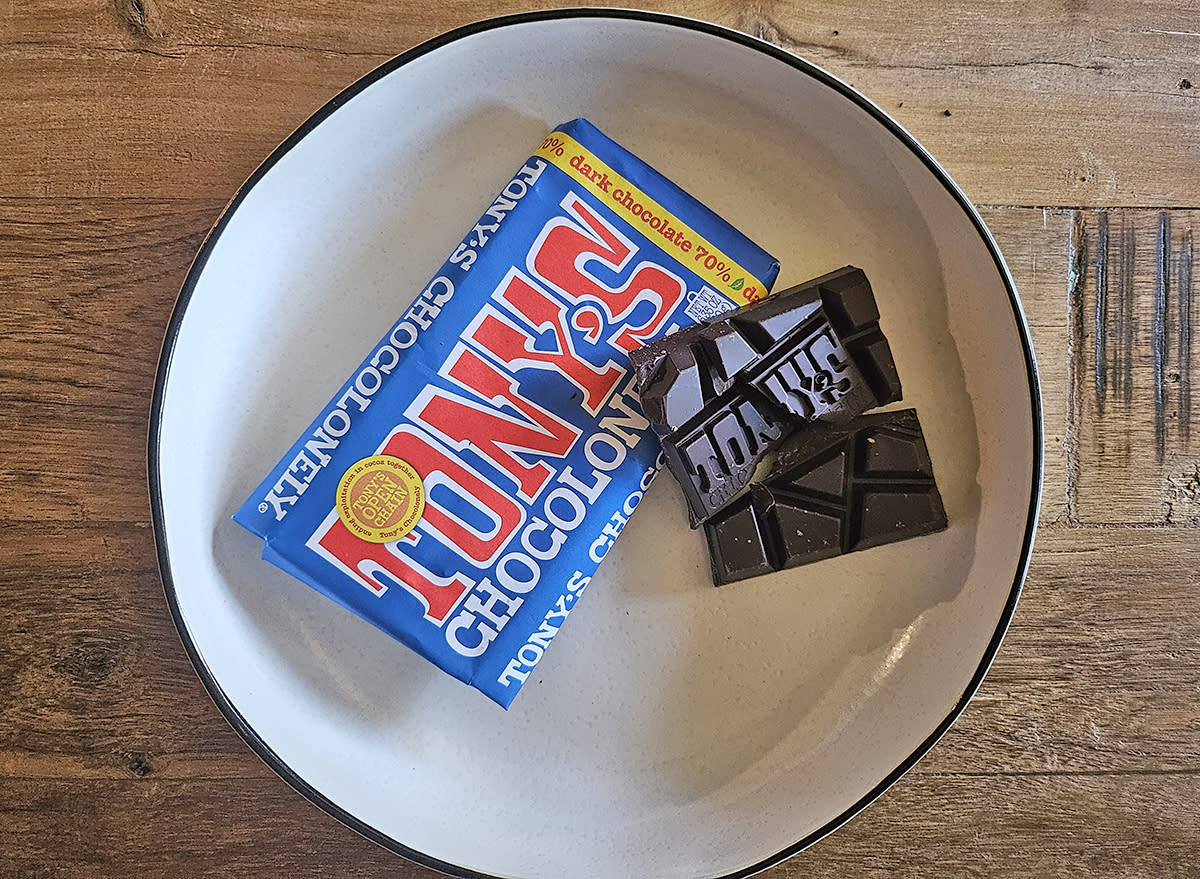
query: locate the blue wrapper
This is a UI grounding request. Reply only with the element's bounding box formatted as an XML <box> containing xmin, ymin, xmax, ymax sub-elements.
<box><xmin>234</xmin><ymin>119</ymin><xmax>779</xmax><ymax>707</ymax></box>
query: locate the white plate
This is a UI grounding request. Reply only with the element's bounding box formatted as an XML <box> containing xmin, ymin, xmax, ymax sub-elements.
<box><xmin>151</xmin><ymin>11</ymin><xmax>1040</xmax><ymax>879</ymax></box>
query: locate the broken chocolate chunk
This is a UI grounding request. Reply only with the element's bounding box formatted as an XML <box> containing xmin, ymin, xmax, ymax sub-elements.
<box><xmin>703</xmin><ymin>408</ymin><xmax>946</xmax><ymax>585</ymax></box>
<box><xmin>704</xmin><ymin>494</ymin><xmax>776</xmax><ymax>584</ymax></box>
<box><xmin>631</xmin><ymin>266</ymin><xmax>901</xmax><ymax>525</ymax></box>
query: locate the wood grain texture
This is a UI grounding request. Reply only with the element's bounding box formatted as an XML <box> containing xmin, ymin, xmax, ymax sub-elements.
<box><xmin>2</xmin><ymin>770</ymin><xmax>1199</xmax><ymax>878</ymax></box>
<box><xmin>1063</xmin><ymin>209</ymin><xmax>1200</xmax><ymax>524</ymax></box>
<box><xmin>1</xmin><ymin>0</ymin><xmax>1198</xmax><ymax>203</ymax></box>
<box><xmin>2</xmin><ymin>1</ymin><xmax>1198</xmax><ymax>876</ymax></box>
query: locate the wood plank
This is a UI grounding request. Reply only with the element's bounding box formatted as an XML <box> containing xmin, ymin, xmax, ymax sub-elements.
<box><xmin>0</xmin><ymin>199</ymin><xmax>216</xmax><ymax>524</ymax></box>
<box><xmin>0</xmin><ymin>523</ymin><xmax>272</xmax><ymax>781</ymax></box>
<box><xmin>922</xmin><ymin>525</ymin><xmax>1200</xmax><ymax>776</ymax></box>
<box><xmin>1</xmin><ymin>1</ymin><xmax>1199</xmax><ymax>203</ymax></box>
<box><xmin>0</xmin><ymin>45</ymin><xmax>372</xmax><ymax>200</ymax></box>
<box><xmin>1060</xmin><ymin>209</ymin><xmax>1200</xmax><ymax>524</ymax></box>
<box><xmin>976</xmin><ymin>206</ymin><xmax>1073</xmax><ymax>524</ymax></box>
<box><xmin>781</xmin><ymin>772</ymin><xmax>1200</xmax><ymax>878</ymax></box>
<box><xmin>1</xmin><ymin>413</ymin><xmax>151</xmax><ymax>524</ymax></box>
<box><xmin>0</xmin><ymin>777</ymin><xmax>426</xmax><ymax>877</ymax></box>
<box><xmin>2</xmin><ymin>522</ymin><xmax>1196</xmax><ymax>789</ymax></box>
<box><xmin>978</xmin><ymin>206</ymin><xmax>1200</xmax><ymax>527</ymax></box>
<box><xmin>757</xmin><ymin>0</ymin><xmax>1200</xmax><ymax>208</ymax></box>
<box><xmin>0</xmin><ymin>197</ymin><xmax>218</xmax><ymax>411</ymax></box>
<box><xmin>0</xmin><ymin>770</ymin><xmax>1197</xmax><ymax>877</ymax></box>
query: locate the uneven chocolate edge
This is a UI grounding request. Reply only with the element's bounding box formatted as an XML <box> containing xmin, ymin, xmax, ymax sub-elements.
<box><xmin>148</xmin><ymin>9</ymin><xmax>1043</xmax><ymax>879</ymax></box>
<box><xmin>640</xmin><ymin>275</ymin><xmax>889</xmax><ymax>526</ymax></box>
<box><xmin>708</xmin><ymin>409</ymin><xmax>947</xmax><ymax>584</ymax></box>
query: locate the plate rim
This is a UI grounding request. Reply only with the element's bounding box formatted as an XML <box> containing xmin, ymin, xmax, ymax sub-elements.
<box><xmin>147</xmin><ymin>8</ymin><xmax>1044</xmax><ymax>878</ymax></box>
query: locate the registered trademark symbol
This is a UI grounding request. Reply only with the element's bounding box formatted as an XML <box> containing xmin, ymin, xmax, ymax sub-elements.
<box><xmin>259</xmin><ymin>502</ymin><xmax>269</xmax><ymax>513</ymax></box>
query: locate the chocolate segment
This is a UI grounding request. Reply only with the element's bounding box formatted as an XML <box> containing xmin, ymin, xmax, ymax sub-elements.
<box><xmin>703</xmin><ymin>408</ymin><xmax>946</xmax><ymax>586</ymax></box>
<box><xmin>632</xmin><ymin>266</ymin><xmax>901</xmax><ymax>525</ymax></box>
<box><xmin>704</xmin><ymin>497</ymin><xmax>775</xmax><ymax>583</ymax></box>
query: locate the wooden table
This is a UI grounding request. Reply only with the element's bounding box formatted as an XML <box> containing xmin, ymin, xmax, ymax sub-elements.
<box><xmin>4</xmin><ymin>1</ymin><xmax>1198</xmax><ymax>875</ymax></box>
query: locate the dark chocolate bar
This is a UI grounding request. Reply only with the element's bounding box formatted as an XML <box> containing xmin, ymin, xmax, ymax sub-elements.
<box><xmin>631</xmin><ymin>266</ymin><xmax>901</xmax><ymax>525</ymax></box>
<box><xmin>703</xmin><ymin>408</ymin><xmax>946</xmax><ymax>586</ymax></box>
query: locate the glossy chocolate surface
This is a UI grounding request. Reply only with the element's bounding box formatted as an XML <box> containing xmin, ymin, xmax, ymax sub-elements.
<box><xmin>632</xmin><ymin>266</ymin><xmax>901</xmax><ymax>524</ymax></box>
<box><xmin>703</xmin><ymin>408</ymin><xmax>947</xmax><ymax>585</ymax></box>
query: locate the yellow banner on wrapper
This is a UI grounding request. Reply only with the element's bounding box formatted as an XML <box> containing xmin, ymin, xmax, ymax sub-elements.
<box><xmin>534</xmin><ymin>134</ymin><xmax>765</xmax><ymax>307</ymax></box>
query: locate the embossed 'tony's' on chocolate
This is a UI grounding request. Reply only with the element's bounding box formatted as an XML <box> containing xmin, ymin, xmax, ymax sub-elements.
<box><xmin>703</xmin><ymin>408</ymin><xmax>947</xmax><ymax>586</ymax></box>
<box><xmin>630</xmin><ymin>266</ymin><xmax>901</xmax><ymax>525</ymax></box>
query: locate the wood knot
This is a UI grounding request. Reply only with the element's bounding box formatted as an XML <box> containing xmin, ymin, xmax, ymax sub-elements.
<box><xmin>54</xmin><ymin>643</ymin><xmax>119</xmax><ymax>684</ymax></box>
<box><xmin>115</xmin><ymin>0</ymin><xmax>165</xmax><ymax>39</ymax></box>
<box><xmin>123</xmin><ymin>751</ymin><xmax>155</xmax><ymax>778</ymax></box>
<box><xmin>1180</xmin><ymin>79</ymin><xmax>1193</xmax><ymax>90</ymax></box>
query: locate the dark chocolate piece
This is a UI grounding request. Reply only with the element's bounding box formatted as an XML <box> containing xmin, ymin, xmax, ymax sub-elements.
<box><xmin>703</xmin><ymin>408</ymin><xmax>946</xmax><ymax>585</ymax></box>
<box><xmin>631</xmin><ymin>266</ymin><xmax>901</xmax><ymax>525</ymax></box>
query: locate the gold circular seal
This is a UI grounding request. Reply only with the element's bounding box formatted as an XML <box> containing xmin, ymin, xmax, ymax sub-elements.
<box><xmin>335</xmin><ymin>455</ymin><xmax>426</xmax><ymax>543</ymax></box>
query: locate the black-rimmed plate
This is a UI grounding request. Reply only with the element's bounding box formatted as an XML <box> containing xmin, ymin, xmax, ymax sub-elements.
<box><xmin>151</xmin><ymin>10</ymin><xmax>1041</xmax><ymax>878</ymax></box>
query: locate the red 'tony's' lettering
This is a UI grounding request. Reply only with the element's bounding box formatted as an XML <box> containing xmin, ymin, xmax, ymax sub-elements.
<box><xmin>412</xmin><ymin>345</ymin><xmax>582</xmax><ymax>500</ymax></box>
<box><xmin>309</xmin><ymin>425</ymin><xmax>527</xmax><ymax>622</ymax></box>
<box><xmin>314</xmin><ymin>525</ymin><xmax>472</xmax><ymax>624</ymax></box>
<box><xmin>529</xmin><ymin>193</ymin><xmax>687</xmax><ymax>352</ymax></box>
<box><xmin>467</xmin><ymin>270</ymin><xmax>625</xmax><ymax>414</ymax></box>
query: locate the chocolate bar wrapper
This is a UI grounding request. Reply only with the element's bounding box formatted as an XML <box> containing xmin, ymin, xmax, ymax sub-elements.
<box><xmin>234</xmin><ymin>118</ymin><xmax>779</xmax><ymax>707</ymax></box>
